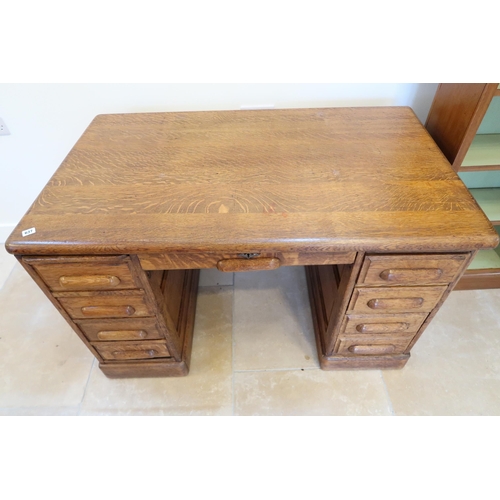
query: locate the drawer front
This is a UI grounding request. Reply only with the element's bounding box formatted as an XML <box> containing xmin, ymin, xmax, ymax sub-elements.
<box><xmin>58</xmin><ymin>292</ymin><xmax>153</xmax><ymax>319</ymax></box>
<box><xmin>27</xmin><ymin>256</ymin><xmax>140</xmax><ymax>291</ymax></box>
<box><xmin>77</xmin><ymin>318</ymin><xmax>163</xmax><ymax>342</ymax></box>
<box><xmin>92</xmin><ymin>340</ymin><xmax>170</xmax><ymax>361</ymax></box>
<box><xmin>335</xmin><ymin>335</ymin><xmax>413</xmax><ymax>356</ymax></box>
<box><xmin>343</xmin><ymin>313</ymin><xmax>428</xmax><ymax>336</ymax></box>
<box><xmin>348</xmin><ymin>286</ymin><xmax>447</xmax><ymax>315</ymax></box>
<box><xmin>358</xmin><ymin>254</ymin><xmax>469</xmax><ymax>286</ymax></box>
<box><xmin>139</xmin><ymin>251</ymin><xmax>357</xmax><ymax>270</ymax></box>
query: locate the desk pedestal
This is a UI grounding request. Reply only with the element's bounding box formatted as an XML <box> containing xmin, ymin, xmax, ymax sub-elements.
<box><xmin>18</xmin><ymin>251</ymin><xmax>472</xmax><ymax>377</ymax></box>
<box><xmin>306</xmin><ymin>252</ymin><xmax>472</xmax><ymax>370</ymax></box>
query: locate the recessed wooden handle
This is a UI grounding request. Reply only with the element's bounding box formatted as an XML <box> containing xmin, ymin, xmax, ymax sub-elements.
<box><xmin>111</xmin><ymin>349</ymin><xmax>157</xmax><ymax>360</ymax></box>
<box><xmin>355</xmin><ymin>322</ymin><xmax>410</xmax><ymax>334</ymax></box>
<box><xmin>367</xmin><ymin>297</ymin><xmax>424</xmax><ymax>310</ymax></box>
<box><xmin>217</xmin><ymin>257</ymin><xmax>281</xmax><ymax>272</ymax></box>
<box><xmin>379</xmin><ymin>268</ymin><xmax>443</xmax><ymax>282</ymax></box>
<box><xmin>81</xmin><ymin>305</ymin><xmax>136</xmax><ymax>317</ymax></box>
<box><xmin>97</xmin><ymin>330</ymin><xmax>147</xmax><ymax>341</ymax></box>
<box><xmin>348</xmin><ymin>344</ymin><xmax>396</xmax><ymax>355</ymax></box>
<box><xmin>59</xmin><ymin>275</ymin><xmax>121</xmax><ymax>287</ymax></box>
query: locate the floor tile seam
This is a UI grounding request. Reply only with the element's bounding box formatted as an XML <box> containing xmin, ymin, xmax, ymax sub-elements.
<box><xmin>0</xmin><ymin>406</ymin><xmax>80</xmax><ymax>411</ymax></box>
<box><xmin>0</xmin><ymin>261</ymin><xmax>17</xmax><ymax>292</ymax></box>
<box><xmin>198</xmin><ymin>284</ymin><xmax>234</xmax><ymax>288</ymax></box>
<box><xmin>231</xmin><ymin>285</ymin><xmax>236</xmax><ymax>416</ymax></box>
<box><xmin>233</xmin><ymin>366</ymin><xmax>320</xmax><ymax>374</ymax></box>
<box><xmin>379</xmin><ymin>371</ymin><xmax>396</xmax><ymax>416</ymax></box>
<box><xmin>77</xmin><ymin>358</ymin><xmax>96</xmax><ymax>415</ymax></box>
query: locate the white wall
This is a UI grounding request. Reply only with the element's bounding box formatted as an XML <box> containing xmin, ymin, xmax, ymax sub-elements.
<box><xmin>0</xmin><ymin>83</ymin><xmax>438</xmax><ymax>242</ymax></box>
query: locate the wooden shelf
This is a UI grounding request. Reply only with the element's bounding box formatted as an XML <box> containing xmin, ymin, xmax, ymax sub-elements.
<box><xmin>469</xmin><ymin>188</ymin><xmax>500</xmax><ymax>224</ymax></box>
<box><xmin>461</xmin><ymin>134</ymin><xmax>500</xmax><ymax>170</ymax></box>
<box><xmin>455</xmin><ymin>234</ymin><xmax>500</xmax><ymax>289</ymax></box>
<box><xmin>468</xmin><ymin>248</ymin><xmax>500</xmax><ymax>270</ymax></box>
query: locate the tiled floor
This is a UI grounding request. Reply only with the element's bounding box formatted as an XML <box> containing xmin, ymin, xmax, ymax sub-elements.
<box><xmin>1</xmin><ymin>244</ymin><xmax>500</xmax><ymax>415</ymax></box>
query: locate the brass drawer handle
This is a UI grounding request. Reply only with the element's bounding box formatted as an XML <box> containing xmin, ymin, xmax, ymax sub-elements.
<box><xmin>348</xmin><ymin>344</ymin><xmax>396</xmax><ymax>355</ymax></box>
<box><xmin>379</xmin><ymin>268</ymin><xmax>443</xmax><ymax>282</ymax></box>
<box><xmin>367</xmin><ymin>297</ymin><xmax>424</xmax><ymax>310</ymax></box>
<box><xmin>81</xmin><ymin>305</ymin><xmax>136</xmax><ymax>317</ymax></box>
<box><xmin>59</xmin><ymin>275</ymin><xmax>121</xmax><ymax>288</ymax></box>
<box><xmin>97</xmin><ymin>330</ymin><xmax>147</xmax><ymax>340</ymax></box>
<box><xmin>355</xmin><ymin>322</ymin><xmax>410</xmax><ymax>334</ymax></box>
<box><xmin>217</xmin><ymin>257</ymin><xmax>280</xmax><ymax>272</ymax></box>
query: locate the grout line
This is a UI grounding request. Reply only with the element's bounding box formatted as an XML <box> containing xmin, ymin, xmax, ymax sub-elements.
<box><xmin>0</xmin><ymin>259</ymin><xmax>18</xmax><ymax>292</ymax></box>
<box><xmin>0</xmin><ymin>406</ymin><xmax>80</xmax><ymax>416</ymax></box>
<box><xmin>77</xmin><ymin>358</ymin><xmax>96</xmax><ymax>416</ymax></box>
<box><xmin>233</xmin><ymin>366</ymin><xmax>320</xmax><ymax>373</ymax></box>
<box><xmin>379</xmin><ymin>370</ymin><xmax>396</xmax><ymax>416</ymax></box>
<box><xmin>231</xmin><ymin>283</ymin><xmax>235</xmax><ymax>416</ymax></box>
<box><xmin>198</xmin><ymin>283</ymin><xmax>233</xmax><ymax>288</ymax></box>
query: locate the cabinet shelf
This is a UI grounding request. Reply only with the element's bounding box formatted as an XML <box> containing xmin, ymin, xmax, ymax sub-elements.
<box><xmin>460</xmin><ymin>134</ymin><xmax>500</xmax><ymax>170</ymax></box>
<box><xmin>468</xmin><ymin>247</ymin><xmax>500</xmax><ymax>270</ymax></box>
<box><xmin>455</xmin><ymin>226</ymin><xmax>500</xmax><ymax>290</ymax></box>
<box><xmin>469</xmin><ymin>188</ymin><xmax>500</xmax><ymax>224</ymax></box>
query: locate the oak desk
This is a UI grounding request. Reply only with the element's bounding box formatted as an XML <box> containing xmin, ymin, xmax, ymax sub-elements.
<box><xmin>5</xmin><ymin>108</ymin><xmax>498</xmax><ymax>378</ymax></box>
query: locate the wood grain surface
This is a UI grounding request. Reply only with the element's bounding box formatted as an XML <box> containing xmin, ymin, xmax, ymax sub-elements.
<box><xmin>347</xmin><ymin>286</ymin><xmax>447</xmax><ymax>315</ymax></box>
<box><xmin>5</xmin><ymin>107</ymin><xmax>498</xmax><ymax>255</ymax></box>
<box><xmin>357</xmin><ymin>253</ymin><xmax>469</xmax><ymax>286</ymax></box>
<box><xmin>425</xmin><ymin>83</ymin><xmax>498</xmax><ymax>170</ymax></box>
<box><xmin>138</xmin><ymin>251</ymin><xmax>356</xmax><ymax>270</ymax></box>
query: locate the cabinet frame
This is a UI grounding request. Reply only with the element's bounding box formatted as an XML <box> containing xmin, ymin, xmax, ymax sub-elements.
<box><xmin>426</xmin><ymin>83</ymin><xmax>500</xmax><ymax>290</ymax></box>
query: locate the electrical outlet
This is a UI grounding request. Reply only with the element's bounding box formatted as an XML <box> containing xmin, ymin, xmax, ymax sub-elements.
<box><xmin>0</xmin><ymin>117</ymin><xmax>11</xmax><ymax>136</ymax></box>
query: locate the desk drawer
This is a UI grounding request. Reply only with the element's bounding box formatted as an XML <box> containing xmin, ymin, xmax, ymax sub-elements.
<box><xmin>57</xmin><ymin>291</ymin><xmax>153</xmax><ymax>319</ymax></box>
<box><xmin>358</xmin><ymin>254</ymin><xmax>469</xmax><ymax>286</ymax></box>
<box><xmin>76</xmin><ymin>318</ymin><xmax>163</xmax><ymax>342</ymax></box>
<box><xmin>139</xmin><ymin>251</ymin><xmax>357</xmax><ymax>270</ymax></box>
<box><xmin>26</xmin><ymin>256</ymin><xmax>141</xmax><ymax>291</ymax></box>
<box><xmin>348</xmin><ymin>286</ymin><xmax>446</xmax><ymax>315</ymax></box>
<box><xmin>92</xmin><ymin>340</ymin><xmax>170</xmax><ymax>361</ymax></box>
<box><xmin>343</xmin><ymin>313</ymin><xmax>428</xmax><ymax>336</ymax></box>
<box><xmin>335</xmin><ymin>335</ymin><xmax>414</xmax><ymax>356</ymax></box>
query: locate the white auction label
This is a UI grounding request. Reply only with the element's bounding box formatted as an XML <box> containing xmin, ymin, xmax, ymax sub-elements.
<box><xmin>21</xmin><ymin>227</ymin><xmax>36</xmax><ymax>237</ymax></box>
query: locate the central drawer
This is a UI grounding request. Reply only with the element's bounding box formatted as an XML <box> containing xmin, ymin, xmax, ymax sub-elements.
<box><xmin>138</xmin><ymin>251</ymin><xmax>357</xmax><ymax>270</ymax></box>
<box><xmin>348</xmin><ymin>286</ymin><xmax>447</xmax><ymax>314</ymax></box>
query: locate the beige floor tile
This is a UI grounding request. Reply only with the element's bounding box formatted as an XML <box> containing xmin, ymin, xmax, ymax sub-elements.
<box><xmin>199</xmin><ymin>268</ymin><xmax>234</xmax><ymax>286</ymax></box>
<box><xmin>234</xmin><ymin>369</ymin><xmax>392</xmax><ymax>416</ymax></box>
<box><xmin>0</xmin><ymin>264</ymin><xmax>95</xmax><ymax>408</ymax></box>
<box><xmin>80</xmin><ymin>286</ymin><xmax>233</xmax><ymax>415</ymax></box>
<box><xmin>0</xmin><ymin>407</ymin><xmax>80</xmax><ymax>416</ymax></box>
<box><xmin>0</xmin><ymin>245</ymin><xmax>16</xmax><ymax>290</ymax></box>
<box><xmin>233</xmin><ymin>267</ymin><xmax>318</xmax><ymax>371</ymax></box>
<box><xmin>383</xmin><ymin>289</ymin><xmax>500</xmax><ymax>415</ymax></box>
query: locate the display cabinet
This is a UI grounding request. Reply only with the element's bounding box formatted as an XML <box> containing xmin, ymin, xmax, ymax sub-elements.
<box><xmin>426</xmin><ymin>83</ymin><xmax>500</xmax><ymax>289</ymax></box>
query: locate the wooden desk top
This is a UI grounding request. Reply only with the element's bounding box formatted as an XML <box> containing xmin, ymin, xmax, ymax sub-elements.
<box><xmin>6</xmin><ymin>107</ymin><xmax>498</xmax><ymax>255</ymax></box>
